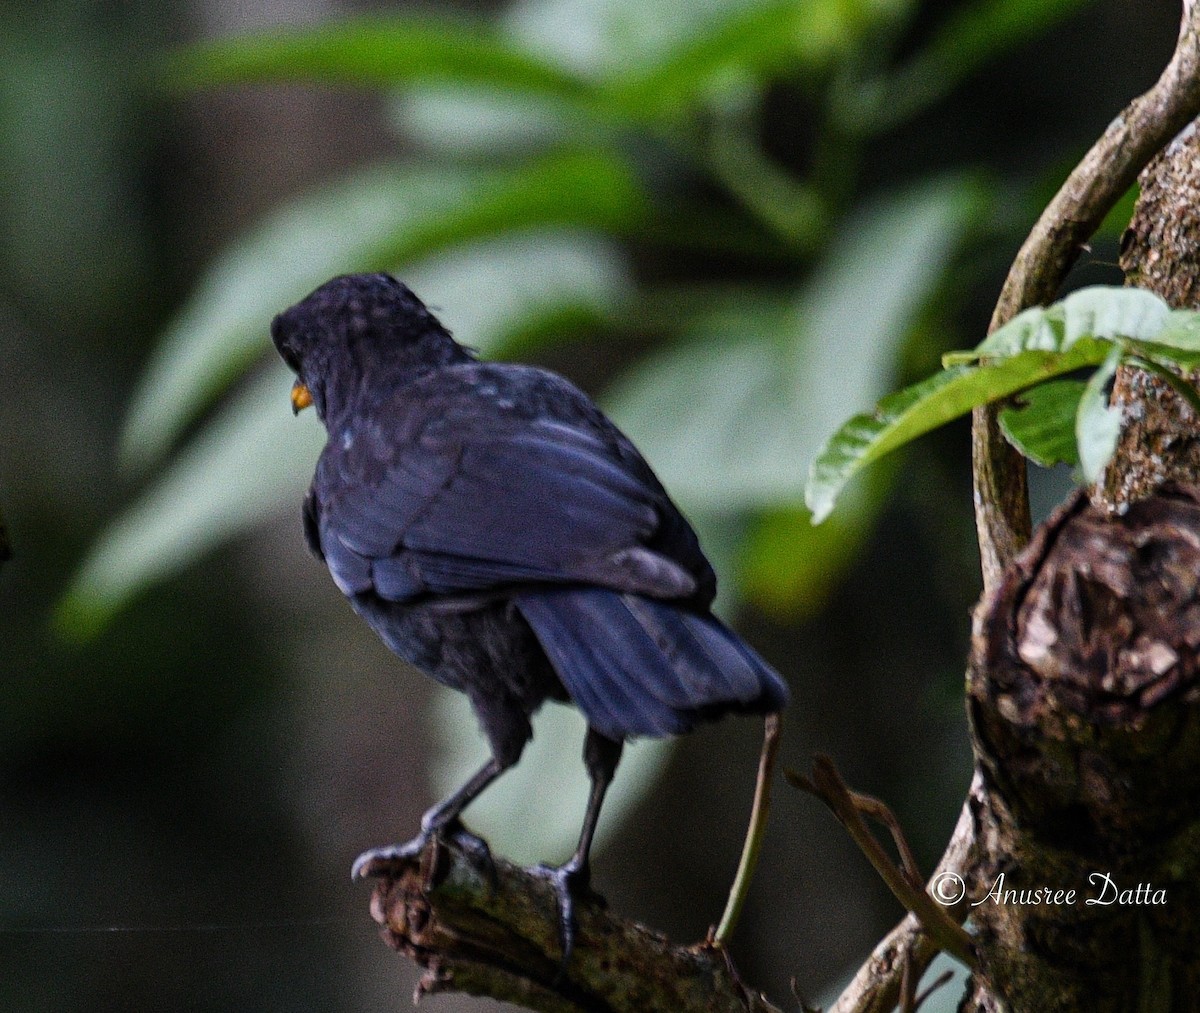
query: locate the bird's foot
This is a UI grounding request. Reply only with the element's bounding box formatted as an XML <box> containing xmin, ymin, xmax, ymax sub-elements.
<box><xmin>351</xmin><ymin>819</ymin><xmax>493</xmax><ymax>882</ymax></box>
<box><xmin>527</xmin><ymin>857</ymin><xmax>605</xmax><ymax>981</ymax></box>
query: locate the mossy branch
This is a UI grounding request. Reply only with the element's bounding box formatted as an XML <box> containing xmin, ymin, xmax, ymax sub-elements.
<box><xmin>364</xmin><ymin>836</ymin><xmax>782</xmax><ymax>1013</ymax></box>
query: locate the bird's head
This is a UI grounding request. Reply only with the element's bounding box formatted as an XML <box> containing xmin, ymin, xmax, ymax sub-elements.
<box><xmin>271</xmin><ymin>273</ymin><xmax>469</xmax><ymax>421</ymax></box>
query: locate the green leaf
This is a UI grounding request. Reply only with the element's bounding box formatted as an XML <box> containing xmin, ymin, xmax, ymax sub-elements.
<box><xmin>704</xmin><ymin>125</ymin><xmax>826</xmax><ymax>248</ymax></box>
<box><xmin>807</xmin><ymin>340</ymin><xmax>1111</xmax><ymax>523</ymax></box>
<box><xmin>606</xmin><ymin>178</ymin><xmax>978</xmax><ymax>616</ymax></box>
<box><xmin>57</xmin><ymin>365</ymin><xmax>323</xmax><ymax>637</ymax></box>
<box><xmin>1075</xmin><ymin>345</ymin><xmax>1123</xmax><ymax>484</ymax></box>
<box><xmin>161</xmin><ymin>16</ymin><xmax>597</xmax><ymax>108</ymax></box>
<box><xmin>1057</xmin><ymin>285</ymin><xmax>1171</xmax><ymax>348</ymax></box>
<box><xmin>968</xmin><ymin>286</ymin><xmax>1170</xmax><ymax>362</ymax></box>
<box><xmin>430</xmin><ymin>689</ymin><xmax>673</xmax><ymax>863</ymax></box>
<box><xmin>1132</xmin><ymin>309</ymin><xmax>1200</xmax><ymax>357</ymax></box>
<box><xmin>739</xmin><ymin>464</ymin><xmax>892</xmax><ymax>619</ymax></box>
<box><xmin>120</xmin><ymin>152</ymin><xmax>648</xmax><ymax>472</ymax></box>
<box><xmin>390</xmin><ymin>86</ymin><xmax>577</xmax><ymax>157</ymax></box>
<box><xmin>998</xmin><ymin>379</ymin><xmax>1085</xmax><ymax>469</ymax></box>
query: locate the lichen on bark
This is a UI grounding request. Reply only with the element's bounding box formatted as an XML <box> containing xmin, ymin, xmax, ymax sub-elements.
<box><xmin>1102</xmin><ymin>120</ymin><xmax>1200</xmax><ymax>512</ymax></box>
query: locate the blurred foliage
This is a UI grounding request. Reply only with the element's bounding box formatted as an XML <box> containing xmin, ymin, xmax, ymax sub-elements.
<box><xmin>67</xmin><ymin>0</ymin><xmax>1091</xmax><ymax>628</ymax></box>
<box><xmin>53</xmin><ymin>0</ymin><xmax>1101</xmax><ymax>880</ymax></box>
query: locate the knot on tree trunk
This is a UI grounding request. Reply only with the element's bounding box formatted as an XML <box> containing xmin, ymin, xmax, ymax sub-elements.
<box><xmin>964</xmin><ymin>484</ymin><xmax>1200</xmax><ymax>1011</ymax></box>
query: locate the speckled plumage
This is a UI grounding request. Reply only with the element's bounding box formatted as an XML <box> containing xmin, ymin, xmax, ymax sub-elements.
<box><xmin>272</xmin><ymin>274</ymin><xmax>788</xmax><ymax>953</ymax></box>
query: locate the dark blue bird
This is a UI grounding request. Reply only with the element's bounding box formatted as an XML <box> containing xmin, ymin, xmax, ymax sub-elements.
<box><xmin>272</xmin><ymin>273</ymin><xmax>789</xmax><ymax>962</ymax></box>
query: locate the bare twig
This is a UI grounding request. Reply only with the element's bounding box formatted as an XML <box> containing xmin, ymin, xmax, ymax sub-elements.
<box><xmin>843</xmin><ymin>788</ymin><xmax>923</xmax><ymax>891</ymax></box>
<box><xmin>912</xmin><ymin>969</ymin><xmax>955</xmax><ymax>1012</ymax></box>
<box><xmin>713</xmin><ymin>712</ymin><xmax>783</xmax><ymax>946</ymax></box>
<box><xmin>367</xmin><ymin>835</ymin><xmax>783</xmax><ymax>1013</ymax></box>
<box><xmin>898</xmin><ymin>950</ymin><xmax>916</xmax><ymax>1013</ymax></box>
<box><xmin>788</xmin><ymin>756</ymin><xmax>975</xmax><ymax>968</ymax></box>
<box><xmin>972</xmin><ymin>1</ymin><xmax>1200</xmax><ymax>595</ymax></box>
<box><xmin>828</xmin><ymin>772</ymin><xmax>981</xmax><ymax>1013</ymax></box>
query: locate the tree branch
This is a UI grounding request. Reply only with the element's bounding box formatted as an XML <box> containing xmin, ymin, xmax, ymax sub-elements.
<box><xmin>788</xmin><ymin>756</ymin><xmax>975</xmax><ymax>969</ymax></box>
<box><xmin>365</xmin><ymin>836</ymin><xmax>782</xmax><ymax>1013</ymax></box>
<box><xmin>825</xmin><ymin>772</ymin><xmax>982</xmax><ymax>1013</ymax></box>
<box><xmin>960</xmin><ymin>9</ymin><xmax>1200</xmax><ymax>1007</ymax></box>
<box><xmin>972</xmin><ymin>0</ymin><xmax>1200</xmax><ymax>595</ymax></box>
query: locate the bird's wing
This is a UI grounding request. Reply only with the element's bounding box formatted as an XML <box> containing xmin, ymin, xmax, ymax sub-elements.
<box><xmin>312</xmin><ymin>381</ymin><xmax>707</xmax><ymax>604</ymax></box>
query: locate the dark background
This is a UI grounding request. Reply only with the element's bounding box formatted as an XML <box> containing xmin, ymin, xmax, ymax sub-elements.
<box><xmin>0</xmin><ymin>2</ymin><xmax>1180</xmax><ymax>1010</ymax></box>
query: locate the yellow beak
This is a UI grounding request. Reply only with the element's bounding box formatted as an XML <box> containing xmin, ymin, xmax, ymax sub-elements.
<box><xmin>291</xmin><ymin>380</ymin><xmax>313</xmax><ymax>414</ymax></box>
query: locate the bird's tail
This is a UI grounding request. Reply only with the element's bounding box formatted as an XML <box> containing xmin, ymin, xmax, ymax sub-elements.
<box><xmin>515</xmin><ymin>588</ymin><xmax>788</xmax><ymax>742</ymax></box>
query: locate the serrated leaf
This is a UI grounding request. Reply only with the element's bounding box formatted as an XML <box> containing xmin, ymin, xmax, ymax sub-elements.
<box><xmin>806</xmin><ymin>340</ymin><xmax>1111</xmax><ymax>523</ymax></box>
<box><xmin>1075</xmin><ymin>345</ymin><xmax>1123</xmax><ymax>483</ymax></box>
<box><xmin>998</xmin><ymin>379</ymin><xmax>1085</xmax><ymax>469</ymax></box>
<box><xmin>120</xmin><ymin>152</ymin><xmax>647</xmax><ymax>472</ymax></box>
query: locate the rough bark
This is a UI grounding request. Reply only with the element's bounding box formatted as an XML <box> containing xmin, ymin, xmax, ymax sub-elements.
<box><xmin>364</xmin><ymin>836</ymin><xmax>781</xmax><ymax>1013</ymax></box>
<box><xmin>964</xmin><ymin>487</ymin><xmax>1200</xmax><ymax>1010</ymax></box>
<box><xmin>938</xmin><ymin>7</ymin><xmax>1200</xmax><ymax>1010</ymax></box>
<box><xmin>1102</xmin><ymin>120</ymin><xmax>1200</xmax><ymax>511</ymax></box>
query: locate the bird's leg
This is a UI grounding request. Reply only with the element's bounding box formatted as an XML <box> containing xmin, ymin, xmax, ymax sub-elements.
<box><xmin>352</xmin><ymin>756</ymin><xmax>504</xmax><ymax>880</ymax></box>
<box><xmin>529</xmin><ymin>728</ymin><xmax>623</xmax><ymax>978</ymax></box>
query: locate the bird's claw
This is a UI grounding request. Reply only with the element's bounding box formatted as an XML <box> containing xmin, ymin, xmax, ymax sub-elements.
<box><xmin>527</xmin><ymin>858</ymin><xmax>603</xmax><ymax>981</ymax></box>
<box><xmin>351</xmin><ymin>837</ymin><xmax>428</xmax><ymax>881</ymax></box>
<box><xmin>351</xmin><ymin>819</ymin><xmax>494</xmax><ymax>884</ymax></box>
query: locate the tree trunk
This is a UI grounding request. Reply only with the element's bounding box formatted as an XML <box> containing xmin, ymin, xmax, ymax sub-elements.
<box><xmin>962</xmin><ymin>118</ymin><xmax>1200</xmax><ymax>1011</ymax></box>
